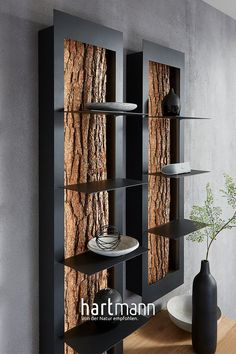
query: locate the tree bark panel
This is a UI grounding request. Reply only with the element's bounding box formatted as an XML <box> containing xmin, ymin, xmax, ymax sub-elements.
<box><xmin>64</xmin><ymin>39</ymin><xmax>109</xmax><ymax>354</ymax></box>
<box><xmin>148</xmin><ymin>61</ymin><xmax>171</xmax><ymax>284</ymax></box>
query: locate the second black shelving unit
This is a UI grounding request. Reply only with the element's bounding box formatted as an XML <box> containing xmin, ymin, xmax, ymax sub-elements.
<box><xmin>126</xmin><ymin>39</ymin><xmax>210</xmax><ymax>303</ymax></box>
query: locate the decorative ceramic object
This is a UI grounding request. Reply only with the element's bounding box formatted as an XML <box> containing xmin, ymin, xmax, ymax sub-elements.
<box><xmin>167</xmin><ymin>295</ymin><xmax>221</xmax><ymax>333</ymax></box>
<box><xmin>95</xmin><ymin>225</ymin><xmax>121</xmax><ymax>250</ymax></box>
<box><xmin>88</xmin><ymin>235</ymin><xmax>139</xmax><ymax>257</ymax></box>
<box><xmin>85</xmin><ymin>102</ymin><xmax>137</xmax><ymax>111</ymax></box>
<box><xmin>161</xmin><ymin>162</ymin><xmax>191</xmax><ymax>175</ymax></box>
<box><xmin>162</xmin><ymin>88</ymin><xmax>181</xmax><ymax>116</ymax></box>
<box><xmin>93</xmin><ymin>288</ymin><xmax>122</xmax><ymax>328</ymax></box>
<box><xmin>192</xmin><ymin>260</ymin><xmax>217</xmax><ymax>354</ymax></box>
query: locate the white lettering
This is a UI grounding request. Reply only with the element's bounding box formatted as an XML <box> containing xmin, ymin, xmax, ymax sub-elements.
<box><xmin>81</xmin><ymin>298</ymin><xmax>89</xmax><ymax>316</ymax></box>
<box><xmin>91</xmin><ymin>303</ymin><xmax>99</xmax><ymax>316</ymax></box>
<box><xmin>80</xmin><ymin>299</ymin><xmax>156</xmax><ymax>317</ymax></box>
<box><xmin>146</xmin><ymin>303</ymin><xmax>155</xmax><ymax>316</ymax></box>
<box><xmin>107</xmin><ymin>298</ymin><xmax>113</xmax><ymax>315</ymax></box>
<box><xmin>129</xmin><ymin>304</ymin><xmax>137</xmax><ymax>315</ymax></box>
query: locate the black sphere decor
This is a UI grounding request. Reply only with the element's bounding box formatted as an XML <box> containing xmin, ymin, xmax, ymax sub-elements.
<box><xmin>162</xmin><ymin>88</ymin><xmax>181</xmax><ymax>116</ymax></box>
<box><xmin>93</xmin><ymin>288</ymin><xmax>122</xmax><ymax>329</ymax></box>
<box><xmin>192</xmin><ymin>260</ymin><xmax>217</xmax><ymax>354</ymax></box>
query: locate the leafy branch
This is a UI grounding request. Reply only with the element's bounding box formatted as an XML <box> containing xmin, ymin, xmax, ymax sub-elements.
<box><xmin>188</xmin><ymin>174</ymin><xmax>236</xmax><ymax>260</ymax></box>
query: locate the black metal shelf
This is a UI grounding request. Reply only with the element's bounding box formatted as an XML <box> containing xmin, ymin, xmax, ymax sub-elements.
<box><xmin>148</xmin><ymin>219</ymin><xmax>207</xmax><ymax>240</ymax></box>
<box><xmin>60</xmin><ymin>109</ymin><xmax>211</xmax><ymax>119</ymax></box>
<box><xmin>64</xmin><ymin>178</ymin><xmax>147</xmax><ymax>194</ymax></box>
<box><xmin>148</xmin><ymin>169</ymin><xmax>210</xmax><ymax>178</ymax></box>
<box><xmin>64</xmin><ymin>315</ymin><xmax>149</xmax><ymax>354</ymax></box>
<box><xmin>64</xmin><ymin>247</ymin><xmax>148</xmax><ymax>275</ymax></box>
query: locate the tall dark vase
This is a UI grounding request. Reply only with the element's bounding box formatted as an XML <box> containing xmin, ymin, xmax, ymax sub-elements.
<box><xmin>192</xmin><ymin>260</ymin><xmax>217</xmax><ymax>354</ymax></box>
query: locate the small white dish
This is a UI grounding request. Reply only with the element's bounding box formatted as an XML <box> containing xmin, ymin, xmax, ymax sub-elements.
<box><xmin>167</xmin><ymin>295</ymin><xmax>222</xmax><ymax>332</ymax></box>
<box><xmin>85</xmin><ymin>102</ymin><xmax>137</xmax><ymax>112</ymax></box>
<box><xmin>88</xmin><ymin>235</ymin><xmax>139</xmax><ymax>257</ymax></box>
<box><xmin>161</xmin><ymin>162</ymin><xmax>191</xmax><ymax>175</ymax></box>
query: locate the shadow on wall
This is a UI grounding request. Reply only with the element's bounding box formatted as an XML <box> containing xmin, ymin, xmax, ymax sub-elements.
<box><xmin>0</xmin><ymin>12</ymin><xmax>46</xmax><ymax>354</ymax></box>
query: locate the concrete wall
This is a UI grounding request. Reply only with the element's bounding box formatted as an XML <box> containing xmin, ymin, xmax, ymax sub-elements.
<box><xmin>0</xmin><ymin>0</ymin><xmax>236</xmax><ymax>353</ymax></box>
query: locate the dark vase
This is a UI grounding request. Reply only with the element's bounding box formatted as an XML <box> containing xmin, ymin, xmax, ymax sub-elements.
<box><xmin>192</xmin><ymin>260</ymin><xmax>217</xmax><ymax>354</ymax></box>
<box><xmin>162</xmin><ymin>88</ymin><xmax>181</xmax><ymax>116</ymax></box>
<box><xmin>93</xmin><ymin>288</ymin><xmax>122</xmax><ymax>329</ymax></box>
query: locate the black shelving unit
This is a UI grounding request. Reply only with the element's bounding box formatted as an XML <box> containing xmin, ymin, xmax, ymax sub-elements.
<box><xmin>39</xmin><ymin>10</ymin><xmax>140</xmax><ymax>354</ymax></box>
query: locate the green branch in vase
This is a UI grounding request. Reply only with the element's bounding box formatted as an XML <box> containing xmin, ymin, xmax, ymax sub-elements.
<box><xmin>188</xmin><ymin>174</ymin><xmax>236</xmax><ymax>260</ymax></box>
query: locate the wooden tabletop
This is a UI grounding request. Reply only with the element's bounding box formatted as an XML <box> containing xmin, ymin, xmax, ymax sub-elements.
<box><xmin>124</xmin><ymin>310</ymin><xmax>236</xmax><ymax>354</ymax></box>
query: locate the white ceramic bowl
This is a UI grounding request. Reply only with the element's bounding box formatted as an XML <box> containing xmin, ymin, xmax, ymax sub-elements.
<box><xmin>167</xmin><ymin>295</ymin><xmax>222</xmax><ymax>332</ymax></box>
<box><xmin>88</xmin><ymin>235</ymin><xmax>139</xmax><ymax>257</ymax></box>
<box><xmin>85</xmin><ymin>102</ymin><xmax>137</xmax><ymax>112</ymax></box>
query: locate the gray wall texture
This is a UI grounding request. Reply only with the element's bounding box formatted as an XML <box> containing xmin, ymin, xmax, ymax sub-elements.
<box><xmin>0</xmin><ymin>0</ymin><xmax>236</xmax><ymax>353</ymax></box>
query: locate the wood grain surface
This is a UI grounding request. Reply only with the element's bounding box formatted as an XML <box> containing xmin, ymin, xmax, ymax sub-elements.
<box><xmin>64</xmin><ymin>39</ymin><xmax>109</xmax><ymax>354</ymax></box>
<box><xmin>148</xmin><ymin>61</ymin><xmax>171</xmax><ymax>284</ymax></box>
<box><xmin>124</xmin><ymin>310</ymin><xmax>236</xmax><ymax>354</ymax></box>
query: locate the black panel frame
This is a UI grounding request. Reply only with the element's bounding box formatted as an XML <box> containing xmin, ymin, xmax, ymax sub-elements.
<box><xmin>39</xmin><ymin>10</ymin><xmax>124</xmax><ymax>354</ymax></box>
<box><xmin>126</xmin><ymin>40</ymin><xmax>185</xmax><ymax>303</ymax></box>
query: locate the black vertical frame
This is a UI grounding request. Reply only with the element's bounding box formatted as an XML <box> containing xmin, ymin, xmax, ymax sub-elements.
<box><xmin>126</xmin><ymin>40</ymin><xmax>185</xmax><ymax>303</ymax></box>
<box><xmin>39</xmin><ymin>10</ymin><xmax>124</xmax><ymax>354</ymax></box>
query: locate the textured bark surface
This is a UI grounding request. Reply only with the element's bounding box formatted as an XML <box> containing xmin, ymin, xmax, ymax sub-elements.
<box><xmin>148</xmin><ymin>61</ymin><xmax>171</xmax><ymax>284</ymax></box>
<box><xmin>64</xmin><ymin>39</ymin><xmax>109</xmax><ymax>354</ymax></box>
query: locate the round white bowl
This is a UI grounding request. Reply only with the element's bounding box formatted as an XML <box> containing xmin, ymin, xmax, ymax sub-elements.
<box><xmin>167</xmin><ymin>295</ymin><xmax>222</xmax><ymax>332</ymax></box>
<box><xmin>88</xmin><ymin>235</ymin><xmax>139</xmax><ymax>257</ymax></box>
<box><xmin>85</xmin><ymin>102</ymin><xmax>137</xmax><ymax>112</ymax></box>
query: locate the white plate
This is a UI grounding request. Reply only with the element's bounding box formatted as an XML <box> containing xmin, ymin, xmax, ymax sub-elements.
<box><xmin>161</xmin><ymin>162</ymin><xmax>191</xmax><ymax>175</ymax></box>
<box><xmin>85</xmin><ymin>102</ymin><xmax>137</xmax><ymax>112</ymax></box>
<box><xmin>88</xmin><ymin>235</ymin><xmax>139</xmax><ymax>257</ymax></box>
<box><xmin>167</xmin><ymin>295</ymin><xmax>222</xmax><ymax>332</ymax></box>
